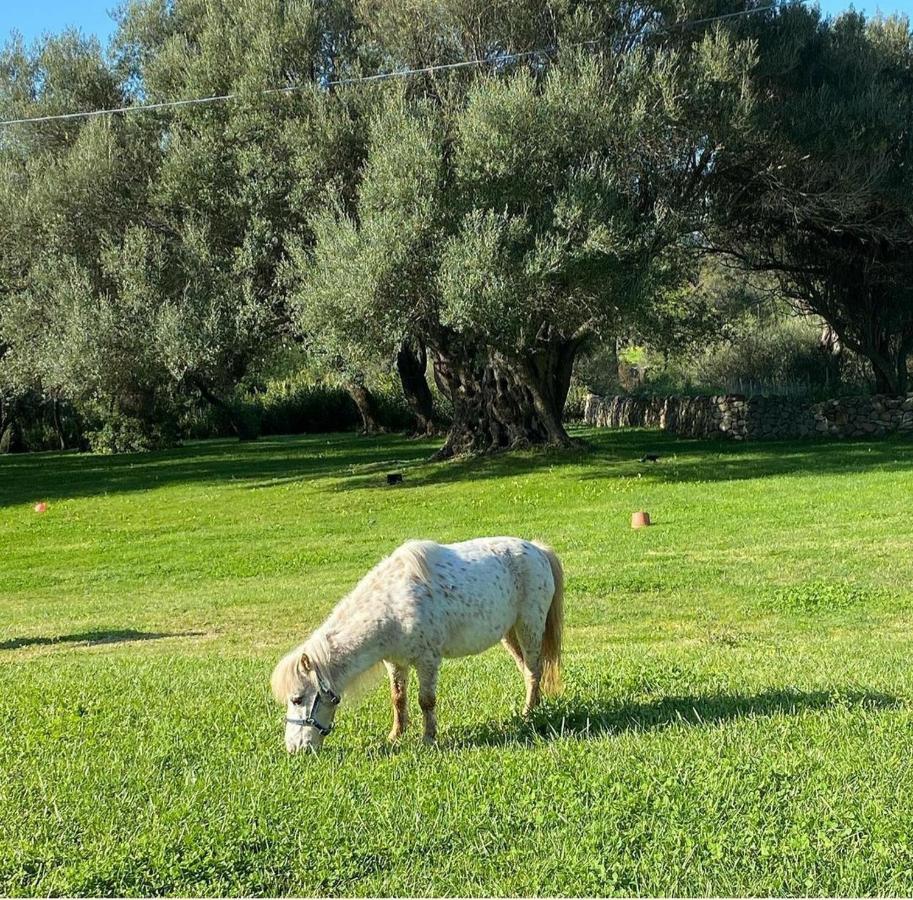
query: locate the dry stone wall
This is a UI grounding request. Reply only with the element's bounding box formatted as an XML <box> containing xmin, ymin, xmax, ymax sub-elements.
<box><xmin>583</xmin><ymin>393</ymin><xmax>913</xmax><ymax>440</ymax></box>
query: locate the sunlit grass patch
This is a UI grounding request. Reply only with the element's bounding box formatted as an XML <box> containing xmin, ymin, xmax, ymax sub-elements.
<box><xmin>2</xmin><ymin>429</ymin><xmax>913</xmax><ymax>894</ymax></box>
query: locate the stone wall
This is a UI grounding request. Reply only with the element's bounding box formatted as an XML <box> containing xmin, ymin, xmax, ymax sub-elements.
<box><xmin>583</xmin><ymin>392</ymin><xmax>913</xmax><ymax>440</ymax></box>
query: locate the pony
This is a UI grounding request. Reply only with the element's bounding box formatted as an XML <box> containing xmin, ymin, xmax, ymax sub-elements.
<box><xmin>270</xmin><ymin>536</ymin><xmax>564</xmax><ymax>753</ymax></box>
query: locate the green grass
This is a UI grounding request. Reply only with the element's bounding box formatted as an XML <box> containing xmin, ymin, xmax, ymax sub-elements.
<box><xmin>2</xmin><ymin>428</ymin><xmax>913</xmax><ymax>896</ymax></box>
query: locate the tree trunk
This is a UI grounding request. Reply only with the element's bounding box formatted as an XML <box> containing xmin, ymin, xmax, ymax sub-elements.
<box><xmin>872</xmin><ymin>365</ymin><xmax>899</xmax><ymax>395</ymax></box>
<box><xmin>0</xmin><ymin>392</ymin><xmax>24</xmax><ymax>453</ymax></box>
<box><xmin>344</xmin><ymin>380</ymin><xmax>384</xmax><ymax>434</ymax></box>
<box><xmin>396</xmin><ymin>339</ymin><xmax>437</xmax><ymax>436</ymax></box>
<box><xmin>866</xmin><ymin>335</ymin><xmax>909</xmax><ymax>395</ymax></box>
<box><xmin>430</xmin><ymin>346</ymin><xmax>575</xmax><ymax>459</ymax></box>
<box><xmin>0</xmin><ymin>396</ymin><xmax>9</xmax><ymax>454</ymax></box>
<box><xmin>826</xmin><ymin>320</ymin><xmax>909</xmax><ymax>396</ymax></box>
<box><xmin>195</xmin><ymin>379</ymin><xmax>259</xmax><ymax>440</ymax></box>
<box><xmin>0</xmin><ymin>418</ymin><xmax>23</xmax><ymax>454</ymax></box>
<box><xmin>0</xmin><ymin>419</ymin><xmax>12</xmax><ymax>454</ymax></box>
<box><xmin>520</xmin><ymin>338</ymin><xmax>578</xmax><ymax>447</ymax></box>
<box><xmin>51</xmin><ymin>394</ymin><xmax>67</xmax><ymax>451</ymax></box>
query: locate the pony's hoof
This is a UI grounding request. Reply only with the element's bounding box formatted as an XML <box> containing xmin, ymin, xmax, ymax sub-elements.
<box><xmin>422</xmin><ymin>734</ymin><xmax>437</xmax><ymax>746</ymax></box>
<box><xmin>388</xmin><ymin>730</ymin><xmax>404</xmax><ymax>743</ymax></box>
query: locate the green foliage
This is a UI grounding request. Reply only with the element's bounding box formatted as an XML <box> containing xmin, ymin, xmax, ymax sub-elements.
<box><xmin>184</xmin><ymin>370</ymin><xmax>420</xmax><ymax>439</ymax></box>
<box><xmin>685</xmin><ymin>317</ymin><xmax>841</xmax><ymax>398</ymax></box>
<box><xmin>255</xmin><ymin>381</ymin><xmax>361</xmax><ymax>435</ymax></box>
<box><xmin>712</xmin><ymin>7</ymin><xmax>913</xmax><ymax>392</ymax></box>
<box><xmin>84</xmin><ymin>412</ymin><xmax>181</xmax><ymax>455</ymax></box>
<box><xmin>3</xmin><ymin>1</ymin><xmax>913</xmax><ymax>453</ymax></box>
<box><xmin>576</xmin><ymin>260</ymin><xmax>874</xmax><ymax>399</ymax></box>
<box><xmin>582</xmin><ymin>318</ymin><xmax>857</xmax><ymax>400</ymax></box>
<box><xmin>297</xmin><ymin>30</ymin><xmax>756</xmax><ymax>451</ymax></box>
<box><xmin>3</xmin><ymin>430</ymin><xmax>913</xmax><ymax>893</ymax></box>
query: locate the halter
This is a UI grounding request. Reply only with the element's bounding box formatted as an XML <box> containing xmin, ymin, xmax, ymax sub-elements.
<box><xmin>284</xmin><ymin>669</ymin><xmax>340</xmax><ymax>736</ymax></box>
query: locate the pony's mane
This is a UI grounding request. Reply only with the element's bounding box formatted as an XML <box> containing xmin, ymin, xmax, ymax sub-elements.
<box><xmin>270</xmin><ymin>540</ymin><xmax>436</xmax><ymax>706</ymax></box>
<box><xmin>348</xmin><ymin>539</ymin><xmax>434</xmax><ymax>600</ymax></box>
<box><xmin>392</xmin><ymin>539</ymin><xmax>435</xmax><ymax>585</ymax></box>
<box><xmin>270</xmin><ymin>632</ymin><xmax>338</xmax><ymax>705</ymax></box>
<box><xmin>270</xmin><ymin>635</ymin><xmax>384</xmax><ymax>705</ymax></box>
<box><xmin>270</xmin><ymin>642</ymin><xmax>307</xmax><ymax>704</ymax></box>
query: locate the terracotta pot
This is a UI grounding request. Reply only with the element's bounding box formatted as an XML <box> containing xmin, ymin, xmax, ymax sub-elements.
<box><xmin>631</xmin><ymin>510</ymin><xmax>651</xmax><ymax>529</ymax></box>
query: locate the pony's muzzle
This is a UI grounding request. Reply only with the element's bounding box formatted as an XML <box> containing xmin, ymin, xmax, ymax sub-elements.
<box><xmin>285</xmin><ymin>727</ymin><xmax>325</xmax><ymax>754</ymax></box>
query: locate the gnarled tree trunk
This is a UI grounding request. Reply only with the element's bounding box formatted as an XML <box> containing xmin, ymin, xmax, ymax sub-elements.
<box><xmin>430</xmin><ymin>342</ymin><xmax>576</xmax><ymax>459</ymax></box>
<box><xmin>344</xmin><ymin>379</ymin><xmax>384</xmax><ymax>434</ymax></box>
<box><xmin>51</xmin><ymin>394</ymin><xmax>67</xmax><ymax>450</ymax></box>
<box><xmin>519</xmin><ymin>335</ymin><xmax>579</xmax><ymax>448</ymax></box>
<box><xmin>396</xmin><ymin>339</ymin><xmax>436</xmax><ymax>436</ymax></box>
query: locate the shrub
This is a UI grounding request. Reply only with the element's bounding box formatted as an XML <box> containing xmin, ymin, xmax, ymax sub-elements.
<box><xmin>257</xmin><ymin>381</ymin><xmax>360</xmax><ymax>435</ymax></box>
<box><xmin>84</xmin><ymin>413</ymin><xmax>180</xmax><ymax>454</ymax></box>
<box><xmin>576</xmin><ymin>315</ymin><xmax>872</xmax><ymax>400</ymax></box>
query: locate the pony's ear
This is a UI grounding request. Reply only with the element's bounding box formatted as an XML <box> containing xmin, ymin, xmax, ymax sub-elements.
<box><xmin>298</xmin><ymin>652</ymin><xmax>312</xmax><ymax>673</ymax></box>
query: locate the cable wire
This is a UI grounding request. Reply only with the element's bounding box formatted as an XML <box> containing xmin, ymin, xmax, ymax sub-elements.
<box><xmin>0</xmin><ymin>1</ymin><xmax>802</xmax><ymax>127</ymax></box>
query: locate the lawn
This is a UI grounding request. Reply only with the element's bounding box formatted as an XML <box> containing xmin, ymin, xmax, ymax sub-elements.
<box><xmin>2</xmin><ymin>428</ymin><xmax>913</xmax><ymax>896</ymax></box>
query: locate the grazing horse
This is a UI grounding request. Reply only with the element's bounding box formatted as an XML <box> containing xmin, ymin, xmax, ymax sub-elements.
<box><xmin>270</xmin><ymin>536</ymin><xmax>564</xmax><ymax>753</ymax></box>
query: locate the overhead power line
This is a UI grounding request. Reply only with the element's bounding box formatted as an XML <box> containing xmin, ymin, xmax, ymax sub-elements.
<box><xmin>0</xmin><ymin>1</ymin><xmax>805</xmax><ymax>128</ymax></box>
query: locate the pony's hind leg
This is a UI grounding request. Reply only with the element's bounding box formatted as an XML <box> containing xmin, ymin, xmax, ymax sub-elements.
<box><xmin>502</xmin><ymin>630</ymin><xmax>535</xmax><ymax>714</ymax></box>
<box><xmin>501</xmin><ymin>630</ymin><xmax>525</xmax><ymax>674</ymax></box>
<box><xmin>415</xmin><ymin>657</ymin><xmax>440</xmax><ymax>744</ymax></box>
<box><xmin>385</xmin><ymin>661</ymin><xmax>409</xmax><ymax>742</ymax></box>
<box><xmin>507</xmin><ymin>626</ymin><xmax>543</xmax><ymax>717</ymax></box>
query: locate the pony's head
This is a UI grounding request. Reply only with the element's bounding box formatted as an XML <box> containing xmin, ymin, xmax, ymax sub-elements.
<box><xmin>270</xmin><ymin>642</ymin><xmax>339</xmax><ymax>754</ymax></box>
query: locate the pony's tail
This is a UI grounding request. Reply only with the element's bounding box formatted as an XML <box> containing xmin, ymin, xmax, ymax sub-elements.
<box><xmin>534</xmin><ymin>542</ymin><xmax>564</xmax><ymax>696</ymax></box>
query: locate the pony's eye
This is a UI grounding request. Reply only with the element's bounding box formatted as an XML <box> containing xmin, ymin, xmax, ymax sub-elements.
<box><xmin>292</xmin><ymin>694</ymin><xmax>307</xmax><ymax>706</ymax></box>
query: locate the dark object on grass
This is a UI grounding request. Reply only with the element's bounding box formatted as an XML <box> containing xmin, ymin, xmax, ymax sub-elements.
<box><xmin>386</xmin><ymin>472</ymin><xmax>403</xmax><ymax>485</ymax></box>
<box><xmin>639</xmin><ymin>454</ymin><xmax>660</xmax><ymax>463</ymax></box>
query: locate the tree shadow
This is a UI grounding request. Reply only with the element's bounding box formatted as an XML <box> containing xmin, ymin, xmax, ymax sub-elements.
<box><xmin>445</xmin><ymin>688</ymin><xmax>901</xmax><ymax>749</ymax></box>
<box><xmin>334</xmin><ymin>428</ymin><xmax>913</xmax><ymax>492</ymax></box>
<box><xmin>0</xmin><ymin>432</ymin><xmax>436</xmax><ymax>508</ymax></box>
<box><xmin>3</xmin><ymin>428</ymin><xmax>911</xmax><ymax>509</ymax></box>
<box><xmin>0</xmin><ymin>628</ymin><xmax>204</xmax><ymax>651</ymax></box>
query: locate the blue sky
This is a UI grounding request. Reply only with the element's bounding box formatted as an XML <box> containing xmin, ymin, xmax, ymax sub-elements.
<box><xmin>2</xmin><ymin>0</ymin><xmax>911</xmax><ymax>46</ymax></box>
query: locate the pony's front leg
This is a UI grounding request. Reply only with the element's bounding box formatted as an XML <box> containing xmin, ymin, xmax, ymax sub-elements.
<box><xmin>415</xmin><ymin>657</ymin><xmax>440</xmax><ymax>744</ymax></box>
<box><xmin>385</xmin><ymin>661</ymin><xmax>409</xmax><ymax>742</ymax></box>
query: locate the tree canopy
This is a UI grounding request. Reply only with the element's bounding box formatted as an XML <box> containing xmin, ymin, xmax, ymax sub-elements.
<box><xmin>710</xmin><ymin>5</ymin><xmax>913</xmax><ymax>393</ymax></box>
<box><xmin>1</xmin><ymin>0</ymin><xmax>911</xmax><ymax>453</ymax></box>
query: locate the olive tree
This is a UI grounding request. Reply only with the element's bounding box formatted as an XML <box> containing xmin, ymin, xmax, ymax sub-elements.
<box><xmin>297</xmin><ymin>26</ymin><xmax>754</xmax><ymax>455</ymax></box>
<box><xmin>710</xmin><ymin>7</ymin><xmax>913</xmax><ymax>394</ymax></box>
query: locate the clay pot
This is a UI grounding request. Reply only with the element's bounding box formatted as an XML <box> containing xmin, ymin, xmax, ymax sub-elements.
<box><xmin>631</xmin><ymin>510</ymin><xmax>651</xmax><ymax>529</ymax></box>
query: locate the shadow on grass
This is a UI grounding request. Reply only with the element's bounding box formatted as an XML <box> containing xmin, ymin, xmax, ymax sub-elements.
<box><xmin>2</xmin><ymin>428</ymin><xmax>911</xmax><ymax>509</ymax></box>
<box><xmin>446</xmin><ymin>688</ymin><xmax>901</xmax><ymax>749</ymax></box>
<box><xmin>0</xmin><ymin>628</ymin><xmax>204</xmax><ymax>651</ymax></box>
<box><xmin>335</xmin><ymin>429</ymin><xmax>913</xmax><ymax>493</ymax></box>
<box><xmin>0</xmin><ymin>432</ymin><xmax>437</xmax><ymax>508</ymax></box>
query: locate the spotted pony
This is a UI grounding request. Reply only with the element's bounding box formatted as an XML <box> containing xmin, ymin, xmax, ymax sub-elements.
<box><xmin>270</xmin><ymin>536</ymin><xmax>564</xmax><ymax>753</ymax></box>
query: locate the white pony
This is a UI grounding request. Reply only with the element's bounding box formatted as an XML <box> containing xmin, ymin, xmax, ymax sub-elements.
<box><xmin>271</xmin><ymin>536</ymin><xmax>564</xmax><ymax>753</ymax></box>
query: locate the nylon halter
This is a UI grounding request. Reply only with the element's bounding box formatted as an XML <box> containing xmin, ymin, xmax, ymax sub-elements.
<box><xmin>284</xmin><ymin>669</ymin><xmax>340</xmax><ymax>736</ymax></box>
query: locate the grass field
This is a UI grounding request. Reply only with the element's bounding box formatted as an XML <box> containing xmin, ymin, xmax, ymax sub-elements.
<box><xmin>2</xmin><ymin>427</ymin><xmax>913</xmax><ymax>896</ymax></box>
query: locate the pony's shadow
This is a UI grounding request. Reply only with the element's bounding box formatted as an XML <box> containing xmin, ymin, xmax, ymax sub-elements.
<box><xmin>446</xmin><ymin>688</ymin><xmax>901</xmax><ymax>749</ymax></box>
<box><xmin>0</xmin><ymin>629</ymin><xmax>204</xmax><ymax>651</ymax></box>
